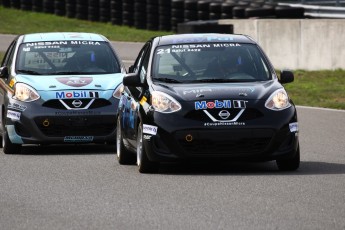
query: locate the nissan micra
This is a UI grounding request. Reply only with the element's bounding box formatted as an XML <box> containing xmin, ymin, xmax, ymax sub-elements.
<box><xmin>117</xmin><ymin>33</ymin><xmax>300</xmax><ymax>173</ymax></box>
<box><xmin>0</xmin><ymin>32</ymin><xmax>126</xmax><ymax>154</ymax></box>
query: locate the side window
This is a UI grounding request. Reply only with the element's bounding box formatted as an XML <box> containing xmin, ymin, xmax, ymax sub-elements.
<box><xmin>131</xmin><ymin>43</ymin><xmax>150</xmax><ymax>73</ymax></box>
<box><xmin>1</xmin><ymin>40</ymin><xmax>17</xmax><ymax>67</ymax></box>
<box><xmin>139</xmin><ymin>47</ymin><xmax>151</xmax><ymax>82</ymax></box>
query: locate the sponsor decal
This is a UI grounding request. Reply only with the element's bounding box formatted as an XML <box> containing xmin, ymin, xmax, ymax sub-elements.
<box><xmin>195</xmin><ymin>99</ymin><xmax>247</xmax><ymax>110</ymax></box>
<box><xmin>167</xmin><ymin>43</ymin><xmax>242</xmax><ymax>53</ymax></box>
<box><xmin>183</xmin><ymin>88</ymin><xmax>212</xmax><ymax>95</ymax></box>
<box><xmin>55</xmin><ymin>91</ymin><xmax>99</xmax><ymax>99</ymax></box>
<box><xmin>56</xmin><ymin>77</ymin><xmax>93</xmax><ymax>87</ymax></box>
<box><xmin>70</xmin><ymin>41</ymin><xmax>101</xmax><ymax>45</ymax></box>
<box><xmin>172</xmin><ymin>44</ymin><xmax>211</xmax><ymax>49</ymax></box>
<box><xmin>204</xmin><ymin>122</ymin><xmax>245</xmax><ymax>126</ymax></box>
<box><xmin>7</xmin><ymin>110</ymin><xmax>21</xmax><ymax>120</ymax></box>
<box><xmin>143</xmin><ymin>124</ymin><xmax>158</xmax><ymax>135</ymax></box>
<box><xmin>55</xmin><ymin>111</ymin><xmax>101</xmax><ymax>116</ymax></box>
<box><xmin>25</xmin><ymin>41</ymin><xmax>101</xmax><ymax>47</ymax></box>
<box><xmin>64</xmin><ymin>136</ymin><xmax>94</xmax><ymax>142</ymax></box>
<box><xmin>171</xmin><ymin>35</ymin><xmax>234</xmax><ymax>44</ymax></box>
<box><xmin>9</xmin><ymin>79</ymin><xmax>16</xmax><ymax>88</ymax></box>
<box><xmin>8</xmin><ymin>102</ymin><xmax>27</xmax><ymax>111</ymax></box>
<box><xmin>140</xmin><ymin>96</ymin><xmax>147</xmax><ymax>106</ymax></box>
<box><xmin>289</xmin><ymin>122</ymin><xmax>299</xmax><ymax>133</ymax></box>
<box><xmin>195</xmin><ymin>100</ymin><xmax>231</xmax><ymax>110</ymax></box>
<box><xmin>212</xmin><ymin>43</ymin><xmax>241</xmax><ymax>47</ymax></box>
<box><xmin>143</xmin><ymin>135</ymin><xmax>152</xmax><ymax>140</ymax></box>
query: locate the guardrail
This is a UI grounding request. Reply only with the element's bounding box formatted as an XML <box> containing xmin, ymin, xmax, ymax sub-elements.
<box><xmin>279</xmin><ymin>3</ymin><xmax>345</xmax><ymax>17</ymax></box>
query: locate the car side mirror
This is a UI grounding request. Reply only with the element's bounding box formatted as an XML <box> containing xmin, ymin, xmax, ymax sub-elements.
<box><xmin>279</xmin><ymin>70</ymin><xmax>294</xmax><ymax>84</ymax></box>
<box><xmin>0</xmin><ymin>66</ymin><xmax>9</xmax><ymax>79</ymax></box>
<box><xmin>123</xmin><ymin>73</ymin><xmax>143</xmax><ymax>87</ymax></box>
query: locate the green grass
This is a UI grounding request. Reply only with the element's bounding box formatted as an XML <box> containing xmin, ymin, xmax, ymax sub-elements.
<box><xmin>284</xmin><ymin>70</ymin><xmax>345</xmax><ymax>110</ymax></box>
<box><xmin>0</xmin><ymin>6</ymin><xmax>344</xmax><ymax>110</ymax></box>
<box><xmin>0</xmin><ymin>6</ymin><xmax>171</xmax><ymax>42</ymax></box>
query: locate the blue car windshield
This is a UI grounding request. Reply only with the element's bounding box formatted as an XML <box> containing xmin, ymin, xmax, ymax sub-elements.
<box><xmin>16</xmin><ymin>41</ymin><xmax>121</xmax><ymax>75</ymax></box>
<box><xmin>152</xmin><ymin>43</ymin><xmax>273</xmax><ymax>83</ymax></box>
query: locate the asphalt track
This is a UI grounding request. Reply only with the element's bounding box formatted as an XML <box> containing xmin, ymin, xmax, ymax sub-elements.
<box><xmin>0</xmin><ymin>34</ymin><xmax>345</xmax><ymax>230</ymax></box>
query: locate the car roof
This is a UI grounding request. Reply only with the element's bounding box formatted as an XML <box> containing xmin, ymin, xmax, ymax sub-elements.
<box><xmin>21</xmin><ymin>32</ymin><xmax>108</xmax><ymax>43</ymax></box>
<box><xmin>156</xmin><ymin>33</ymin><xmax>256</xmax><ymax>46</ymax></box>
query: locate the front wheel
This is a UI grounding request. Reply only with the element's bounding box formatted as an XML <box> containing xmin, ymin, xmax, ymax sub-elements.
<box><xmin>137</xmin><ymin>123</ymin><xmax>159</xmax><ymax>173</ymax></box>
<box><xmin>3</xmin><ymin>130</ymin><xmax>22</xmax><ymax>154</ymax></box>
<box><xmin>116</xmin><ymin>117</ymin><xmax>136</xmax><ymax>165</ymax></box>
<box><xmin>276</xmin><ymin>145</ymin><xmax>300</xmax><ymax>171</ymax></box>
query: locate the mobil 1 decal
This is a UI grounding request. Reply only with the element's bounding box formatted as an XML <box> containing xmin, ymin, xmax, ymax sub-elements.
<box><xmin>55</xmin><ymin>91</ymin><xmax>99</xmax><ymax>99</ymax></box>
<box><xmin>194</xmin><ymin>99</ymin><xmax>247</xmax><ymax>126</ymax></box>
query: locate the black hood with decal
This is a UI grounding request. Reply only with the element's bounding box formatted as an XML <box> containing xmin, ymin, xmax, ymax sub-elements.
<box><xmin>151</xmin><ymin>80</ymin><xmax>281</xmax><ymax>102</ymax></box>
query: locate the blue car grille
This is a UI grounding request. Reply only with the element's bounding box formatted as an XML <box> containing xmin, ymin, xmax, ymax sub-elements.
<box><xmin>34</xmin><ymin>116</ymin><xmax>116</xmax><ymax>137</ymax></box>
<box><xmin>42</xmin><ymin>99</ymin><xmax>111</xmax><ymax>110</ymax></box>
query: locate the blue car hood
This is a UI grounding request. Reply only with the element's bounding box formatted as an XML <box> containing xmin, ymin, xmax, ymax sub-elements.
<box><xmin>15</xmin><ymin>73</ymin><xmax>124</xmax><ymax>91</ymax></box>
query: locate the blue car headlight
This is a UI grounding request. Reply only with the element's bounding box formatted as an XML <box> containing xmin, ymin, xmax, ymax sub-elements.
<box><xmin>13</xmin><ymin>83</ymin><xmax>40</xmax><ymax>102</ymax></box>
<box><xmin>113</xmin><ymin>83</ymin><xmax>124</xmax><ymax>99</ymax></box>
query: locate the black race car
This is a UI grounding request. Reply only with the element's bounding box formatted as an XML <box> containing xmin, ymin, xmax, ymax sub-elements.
<box><xmin>117</xmin><ymin>33</ymin><xmax>299</xmax><ymax>173</ymax></box>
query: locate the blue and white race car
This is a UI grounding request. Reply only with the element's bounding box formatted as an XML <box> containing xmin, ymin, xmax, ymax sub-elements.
<box><xmin>0</xmin><ymin>32</ymin><xmax>126</xmax><ymax>154</ymax></box>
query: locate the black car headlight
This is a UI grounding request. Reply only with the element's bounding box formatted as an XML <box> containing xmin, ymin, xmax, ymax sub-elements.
<box><xmin>265</xmin><ymin>88</ymin><xmax>291</xmax><ymax>111</ymax></box>
<box><xmin>151</xmin><ymin>91</ymin><xmax>181</xmax><ymax>113</ymax></box>
<box><xmin>13</xmin><ymin>83</ymin><xmax>40</xmax><ymax>102</ymax></box>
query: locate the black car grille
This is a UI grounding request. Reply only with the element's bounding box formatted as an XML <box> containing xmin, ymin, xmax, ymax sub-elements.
<box><xmin>175</xmin><ymin>129</ymin><xmax>273</xmax><ymax>155</ymax></box>
<box><xmin>42</xmin><ymin>99</ymin><xmax>111</xmax><ymax>110</ymax></box>
<box><xmin>184</xmin><ymin>108</ymin><xmax>263</xmax><ymax>122</ymax></box>
<box><xmin>34</xmin><ymin>116</ymin><xmax>116</xmax><ymax>137</ymax></box>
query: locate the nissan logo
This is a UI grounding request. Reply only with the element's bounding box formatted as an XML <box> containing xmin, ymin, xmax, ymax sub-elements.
<box><xmin>72</xmin><ymin>99</ymin><xmax>83</xmax><ymax>108</ymax></box>
<box><xmin>218</xmin><ymin>110</ymin><xmax>230</xmax><ymax>119</ymax></box>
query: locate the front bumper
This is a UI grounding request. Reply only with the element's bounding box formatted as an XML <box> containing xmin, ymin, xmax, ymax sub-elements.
<box><xmin>6</xmin><ymin>97</ymin><xmax>119</xmax><ymax>144</ymax></box>
<box><xmin>141</xmin><ymin>106</ymin><xmax>299</xmax><ymax>162</ymax></box>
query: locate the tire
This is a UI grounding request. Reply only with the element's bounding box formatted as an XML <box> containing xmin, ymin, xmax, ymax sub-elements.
<box><xmin>20</xmin><ymin>0</ymin><xmax>32</xmax><ymax>11</ymax></box>
<box><xmin>275</xmin><ymin>6</ymin><xmax>304</xmax><ymax>19</ymax></box>
<box><xmin>197</xmin><ymin>1</ymin><xmax>210</xmax><ymax>11</ymax></box>
<box><xmin>232</xmin><ymin>6</ymin><xmax>246</xmax><ymax>19</ymax></box>
<box><xmin>3</xmin><ymin>0</ymin><xmax>11</xmax><ymax>8</ymax></box>
<box><xmin>3</xmin><ymin>130</ymin><xmax>22</xmax><ymax>154</ymax></box>
<box><xmin>276</xmin><ymin>145</ymin><xmax>300</xmax><ymax>171</ymax></box>
<box><xmin>137</xmin><ymin>123</ymin><xmax>159</xmax><ymax>173</ymax></box>
<box><xmin>245</xmin><ymin>7</ymin><xmax>275</xmax><ymax>18</ymax></box>
<box><xmin>116</xmin><ymin>117</ymin><xmax>136</xmax><ymax>165</ymax></box>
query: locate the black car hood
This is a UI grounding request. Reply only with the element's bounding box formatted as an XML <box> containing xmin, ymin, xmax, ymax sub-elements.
<box><xmin>152</xmin><ymin>81</ymin><xmax>280</xmax><ymax>101</ymax></box>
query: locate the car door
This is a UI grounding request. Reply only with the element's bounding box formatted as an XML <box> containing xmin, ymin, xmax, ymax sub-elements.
<box><xmin>122</xmin><ymin>42</ymin><xmax>152</xmax><ymax>147</ymax></box>
<box><xmin>0</xmin><ymin>38</ymin><xmax>18</xmax><ymax>134</ymax></box>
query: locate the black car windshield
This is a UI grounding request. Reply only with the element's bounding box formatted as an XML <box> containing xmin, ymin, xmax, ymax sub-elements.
<box><xmin>16</xmin><ymin>41</ymin><xmax>121</xmax><ymax>75</ymax></box>
<box><xmin>152</xmin><ymin>43</ymin><xmax>272</xmax><ymax>83</ymax></box>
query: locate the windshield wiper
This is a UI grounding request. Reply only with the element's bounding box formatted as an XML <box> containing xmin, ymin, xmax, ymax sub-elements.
<box><xmin>16</xmin><ymin>69</ymin><xmax>42</xmax><ymax>75</ymax></box>
<box><xmin>154</xmin><ymin>78</ymin><xmax>182</xmax><ymax>83</ymax></box>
